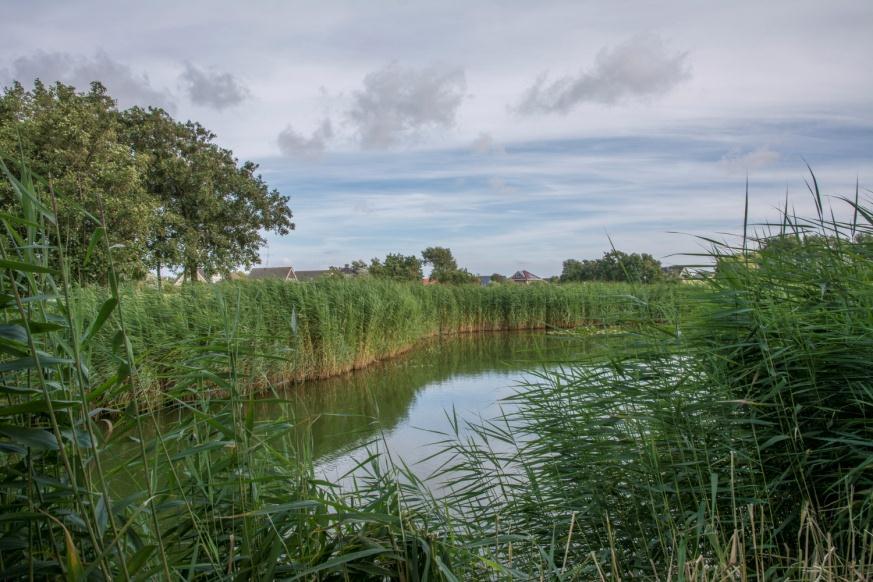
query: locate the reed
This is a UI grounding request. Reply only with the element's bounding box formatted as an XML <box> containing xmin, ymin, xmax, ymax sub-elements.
<box><xmin>72</xmin><ymin>277</ymin><xmax>686</xmax><ymax>406</ymax></box>
<box><xmin>424</xmin><ymin>177</ymin><xmax>873</xmax><ymax>578</ymax></box>
<box><xmin>2</xmin><ymin>154</ymin><xmax>870</xmax><ymax>580</ymax></box>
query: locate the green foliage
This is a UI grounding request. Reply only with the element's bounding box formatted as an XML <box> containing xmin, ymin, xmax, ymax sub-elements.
<box><xmin>368</xmin><ymin>252</ymin><xmax>423</xmax><ymax>281</ymax></box>
<box><xmin>75</xmin><ymin>277</ymin><xmax>684</xmax><ymax>404</ymax></box>
<box><xmin>0</xmin><ymin>81</ymin><xmax>292</xmax><ymax>284</ymax></box>
<box><xmin>432</xmin><ymin>178</ymin><xmax>873</xmax><ymax>578</ymax></box>
<box><xmin>421</xmin><ymin>245</ymin><xmax>478</xmax><ymax>284</ymax></box>
<box><xmin>122</xmin><ymin>107</ymin><xmax>293</xmax><ymax>281</ymax></box>
<box><xmin>3</xmin><ymin>155</ymin><xmax>870</xmax><ymax>579</ymax></box>
<box><xmin>561</xmin><ymin>249</ymin><xmax>664</xmax><ymax>283</ymax></box>
<box><xmin>0</xmin><ymin>81</ymin><xmax>154</xmax><ymax>282</ymax></box>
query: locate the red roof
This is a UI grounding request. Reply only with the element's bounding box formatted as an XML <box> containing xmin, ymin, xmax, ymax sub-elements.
<box><xmin>510</xmin><ymin>270</ymin><xmax>541</xmax><ymax>281</ymax></box>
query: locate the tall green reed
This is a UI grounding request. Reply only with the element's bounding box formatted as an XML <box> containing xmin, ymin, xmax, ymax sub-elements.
<box><xmin>422</xmin><ymin>177</ymin><xmax>873</xmax><ymax>579</ymax></box>
<box><xmin>73</xmin><ymin>277</ymin><xmax>686</xmax><ymax>407</ymax></box>
<box><xmin>0</xmin><ymin>158</ymin><xmax>511</xmax><ymax>579</ymax></box>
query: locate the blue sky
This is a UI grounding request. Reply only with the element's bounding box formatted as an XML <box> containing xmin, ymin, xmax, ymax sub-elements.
<box><xmin>3</xmin><ymin>1</ymin><xmax>872</xmax><ymax>276</ymax></box>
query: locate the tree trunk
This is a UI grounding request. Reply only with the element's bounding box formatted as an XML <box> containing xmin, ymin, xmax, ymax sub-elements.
<box><xmin>156</xmin><ymin>259</ymin><xmax>162</xmax><ymax>291</ymax></box>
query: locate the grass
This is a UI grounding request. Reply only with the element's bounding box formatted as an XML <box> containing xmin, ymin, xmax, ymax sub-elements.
<box><xmin>71</xmin><ymin>277</ymin><xmax>686</xmax><ymax>406</ymax></box>
<box><xmin>0</xmin><ymin>155</ymin><xmax>870</xmax><ymax>580</ymax></box>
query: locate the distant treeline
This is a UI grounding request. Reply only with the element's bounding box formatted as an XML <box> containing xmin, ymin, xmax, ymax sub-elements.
<box><xmin>560</xmin><ymin>249</ymin><xmax>671</xmax><ymax>283</ymax></box>
<box><xmin>0</xmin><ymin>81</ymin><xmax>293</xmax><ymax>284</ymax></box>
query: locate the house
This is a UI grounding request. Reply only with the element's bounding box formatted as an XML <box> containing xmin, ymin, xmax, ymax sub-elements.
<box><xmin>510</xmin><ymin>270</ymin><xmax>544</xmax><ymax>284</ymax></box>
<box><xmin>248</xmin><ymin>266</ymin><xmax>297</xmax><ymax>281</ymax></box>
<box><xmin>479</xmin><ymin>275</ymin><xmax>492</xmax><ymax>286</ymax></box>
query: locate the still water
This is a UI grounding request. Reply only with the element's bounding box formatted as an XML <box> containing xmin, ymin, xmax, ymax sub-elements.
<box><xmin>117</xmin><ymin>331</ymin><xmax>593</xmax><ymax>488</ymax></box>
<box><xmin>268</xmin><ymin>331</ymin><xmax>590</xmax><ymax>484</ymax></box>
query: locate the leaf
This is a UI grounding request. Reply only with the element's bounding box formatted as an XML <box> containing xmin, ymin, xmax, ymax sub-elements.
<box><xmin>0</xmin><ymin>324</ymin><xmax>27</xmax><ymax>343</ymax></box>
<box><xmin>0</xmin><ymin>425</ymin><xmax>59</xmax><ymax>451</ymax></box>
<box><xmin>59</xmin><ymin>521</ymin><xmax>85</xmax><ymax>582</ymax></box>
<box><xmin>0</xmin><ymin>398</ymin><xmax>78</xmax><ymax>416</ymax></box>
<box><xmin>0</xmin><ymin>211</ymin><xmax>40</xmax><ymax>228</ymax></box>
<box><xmin>293</xmin><ymin>547</ymin><xmax>394</xmax><ymax>578</ymax></box>
<box><xmin>0</xmin><ymin>355</ymin><xmax>74</xmax><ymax>372</ymax></box>
<box><xmin>95</xmin><ymin>494</ymin><xmax>108</xmax><ymax>537</ymax></box>
<box><xmin>83</xmin><ymin>227</ymin><xmax>105</xmax><ymax>267</ymax></box>
<box><xmin>0</xmin><ymin>259</ymin><xmax>52</xmax><ymax>273</ymax></box>
<box><xmin>81</xmin><ymin>297</ymin><xmax>118</xmax><ymax>345</ymax></box>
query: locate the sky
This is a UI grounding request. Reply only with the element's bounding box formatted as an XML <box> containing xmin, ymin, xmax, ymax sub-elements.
<box><xmin>2</xmin><ymin>1</ymin><xmax>872</xmax><ymax>276</ymax></box>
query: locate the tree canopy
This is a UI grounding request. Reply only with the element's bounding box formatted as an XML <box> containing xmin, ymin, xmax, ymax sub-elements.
<box><xmin>0</xmin><ymin>80</ymin><xmax>293</xmax><ymax>284</ymax></box>
<box><xmin>421</xmin><ymin>246</ymin><xmax>478</xmax><ymax>284</ymax></box>
<box><xmin>560</xmin><ymin>250</ymin><xmax>664</xmax><ymax>283</ymax></box>
<box><xmin>368</xmin><ymin>253</ymin><xmax>423</xmax><ymax>281</ymax></box>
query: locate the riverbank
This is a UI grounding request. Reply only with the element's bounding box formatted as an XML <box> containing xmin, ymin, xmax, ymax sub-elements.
<box><xmin>74</xmin><ymin>278</ymin><xmax>689</xmax><ymax>406</ymax></box>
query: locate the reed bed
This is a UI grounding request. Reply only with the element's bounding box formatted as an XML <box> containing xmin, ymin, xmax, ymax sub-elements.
<box><xmin>2</xmin><ymin>154</ymin><xmax>870</xmax><ymax>580</ymax></box>
<box><xmin>422</xmin><ymin>183</ymin><xmax>873</xmax><ymax>578</ymax></box>
<box><xmin>72</xmin><ymin>277</ymin><xmax>685</xmax><ymax>405</ymax></box>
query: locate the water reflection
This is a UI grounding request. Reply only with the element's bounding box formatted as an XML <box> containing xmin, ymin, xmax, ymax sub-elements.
<box><xmin>265</xmin><ymin>331</ymin><xmax>591</xmax><ymax>483</ymax></box>
<box><xmin>125</xmin><ymin>331</ymin><xmax>594</xmax><ymax>490</ymax></box>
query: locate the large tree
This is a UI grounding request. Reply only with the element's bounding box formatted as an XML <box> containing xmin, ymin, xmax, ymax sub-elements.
<box><xmin>0</xmin><ymin>81</ymin><xmax>156</xmax><ymax>283</ymax></box>
<box><xmin>122</xmin><ymin>107</ymin><xmax>294</xmax><ymax>281</ymax></box>
<box><xmin>421</xmin><ymin>246</ymin><xmax>477</xmax><ymax>284</ymax></box>
<box><xmin>0</xmin><ymin>81</ymin><xmax>293</xmax><ymax>284</ymax></box>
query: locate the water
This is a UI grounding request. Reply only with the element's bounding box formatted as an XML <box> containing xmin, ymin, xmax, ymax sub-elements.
<box><xmin>271</xmin><ymin>331</ymin><xmax>590</xmax><ymax>484</ymax></box>
<box><xmin>114</xmin><ymin>331</ymin><xmax>594</xmax><ymax>489</ymax></box>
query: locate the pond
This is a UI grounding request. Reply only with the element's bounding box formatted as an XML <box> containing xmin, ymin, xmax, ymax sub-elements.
<box><xmin>112</xmin><ymin>330</ymin><xmax>597</xmax><ymax>490</ymax></box>
<box><xmin>275</xmin><ymin>330</ymin><xmax>591</xmax><ymax>485</ymax></box>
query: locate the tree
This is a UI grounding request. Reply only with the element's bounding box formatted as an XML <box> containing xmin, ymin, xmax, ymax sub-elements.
<box><xmin>369</xmin><ymin>253</ymin><xmax>422</xmax><ymax>281</ymax></box>
<box><xmin>560</xmin><ymin>250</ymin><xmax>663</xmax><ymax>283</ymax></box>
<box><xmin>490</xmin><ymin>273</ymin><xmax>507</xmax><ymax>283</ymax></box>
<box><xmin>421</xmin><ymin>246</ymin><xmax>478</xmax><ymax>284</ymax></box>
<box><xmin>0</xmin><ymin>81</ymin><xmax>156</xmax><ymax>283</ymax></box>
<box><xmin>122</xmin><ymin>107</ymin><xmax>294</xmax><ymax>281</ymax></box>
<box><xmin>327</xmin><ymin>259</ymin><xmax>369</xmax><ymax>278</ymax></box>
<box><xmin>421</xmin><ymin>246</ymin><xmax>458</xmax><ymax>273</ymax></box>
<box><xmin>0</xmin><ymin>81</ymin><xmax>293</xmax><ymax>284</ymax></box>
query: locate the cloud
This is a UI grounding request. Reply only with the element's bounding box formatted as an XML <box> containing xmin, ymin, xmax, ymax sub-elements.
<box><xmin>277</xmin><ymin>119</ymin><xmax>334</xmax><ymax>159</ymax></box>
<box><xmin>179</xmin><ymin>62</ymin><xmax>249</xmax><ymax>110</ymax></box>
<box><xmin>718</xmin><ymin>146</ymin><xmax>781</xmax><ymax>175</ymax></box>
<box><xmin>517</xmin><ymin>33</ymin><xmax>691</xmax><ymax>115</ymax></box>
<box><xmin>470</xmin><ymin>132</ymin><xmax>506</xmax><ymax>155</ymax></box>
<box><xmin>347</xmin><ymin>63</ymin><xmax>466</xmax><ymax>149</ymax></box>
<box><xmin>6</xmin><ymin>50</ymin><xmax>174</xmax><ymax>110</ymax></box>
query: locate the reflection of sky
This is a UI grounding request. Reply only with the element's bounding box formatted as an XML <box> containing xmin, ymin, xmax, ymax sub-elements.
<box><xmin>316</xmin><ymin>369</ymin><xmax>531</xmax><ymax>488</ymax></box>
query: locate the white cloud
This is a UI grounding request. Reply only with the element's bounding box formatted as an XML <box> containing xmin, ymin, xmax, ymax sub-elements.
<box><xmin>277</xmin><ymin>119</ymin><xmax>334</xmax><ymax>159</ymax></box>
<box><xmin>347</xmin><ymin>63</ymin><xmax>466</xmax><ymax>149</ymax></box>
<box><xmin>179</xmin><ymin>63</ymin><xmax>248</xmax><ymax>110</ymax></box>
<box><xmin>719</xmin><ymin>146</ymin><xmax>781</xmax><ymax>175</ymax></box>
<box><xmin>5</xmin><ymin>50</ymin><xmax>174</xmax><ymax>110</ymax></box>
<box><xmin>517</xmin><ymin>33</ymin><xmax>691</xmax><ymax>115</ymax></box>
